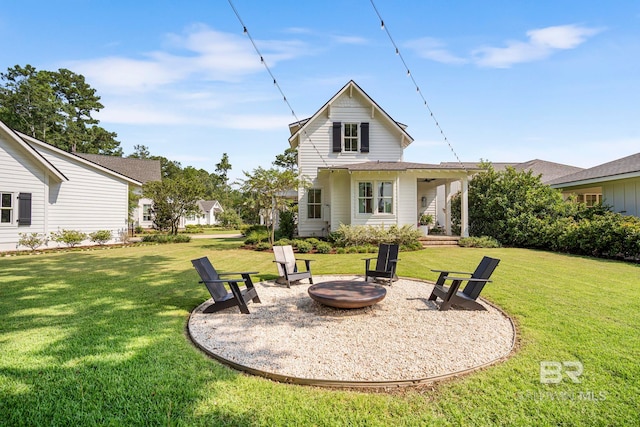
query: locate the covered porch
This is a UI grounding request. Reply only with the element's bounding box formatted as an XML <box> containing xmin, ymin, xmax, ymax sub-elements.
<box><xmin>316</xmin><ymin>161</ymin><xmax>478</xmax><ymax>238</ymax></box>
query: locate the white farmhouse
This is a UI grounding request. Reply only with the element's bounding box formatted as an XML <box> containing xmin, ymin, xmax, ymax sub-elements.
<box><xmin>0</xmin><ymin>120</ymin><xmax>160</xmax><ymax>252</ymax></box>
<box><xmin>289</xmin><ymin>80</ymin><xmax>475</xmax><ymax>238</ymax></box>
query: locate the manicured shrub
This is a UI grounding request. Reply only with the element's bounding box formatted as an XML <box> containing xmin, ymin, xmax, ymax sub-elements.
<box><xmin>458</xmin><ymin>236</ymin><xmax>502</xmax><ymax>248</ymax></box>
<box><xmin>255</xmin><ymin>242</ymin><xmax>271</xmax><ymax>251</ymax></box>
<box><xmin>50</xmin><ymin>229</ymin><xmax>87</xmax><ymax>248</ymax></box>
<box><xmin>295</xmin><ymin>240</ymin><xmax>313</xmax><ymax>253</ymax></box>
<box><xmin>244</xmin><ymin>230</ymin><xmax>269</xmax><ymax>245</ymax></box>
<box><xmin>89</xmin><ymin>230</ymin><xmax>113</xmax><ymax>246</ymax></box>
<box><xmin>273</xmin><ymin>238</ymin><xmax>292</xmax><ymax>247</ymax></box>
<box><xmin>315</xmin><ymin>241</ymin><xmax>333</xmax><ymax>254</ymax></box>
<box><xmin>329</xmin><ymin>224</ymin><xmax>421</xmax><ymax>249</ymax></box>
<box><xmin>142</xmin><ymin>234</ymin><xmax>191</xmax><ymax>243</ymax></box>
<box><xmin>18</xmin><ymin>233</ymin><xmax>47</xmax><ymax>251</ymax></box>
<box><xmin>183</xmin><ymin>225</ymin><xmax>203</xmax><ymax>234</ymax></box>
<box><xmin>305</xmin><ymin>238</ymin><xmax>321</xmax><ymax>249</ymax></box>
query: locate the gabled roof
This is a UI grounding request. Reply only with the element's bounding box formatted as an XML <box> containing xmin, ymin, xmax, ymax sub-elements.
<box><xmin>548</xmin><ymin>152</ymin><xmax>640</xmax><ymax>188</ymax></box>
<box><xmin>0</xmin><ymin>120</ymin><xmax>67</xmax><ymax>182</ymax></box>
<box><xmin>288</xmin><ymin>80</ymin><xmax>414</xmax><ymax>149</ymax></box>
<box><xmin>74</xmin><ymin>153</ymin><xmax>161</xmax><ymax>184</ymax></box>
<box><xmin>198</xmin><ymin>200</ymin><xmax>223</xmax><ymax>213</ymax></box>
<box><xmin>440</xmin><ymin>159</ymin><xmax>584</xmax><ymax>184</ymax></box>
<box><xmin>18</xmin><ymin>133</ymin><xmax>143</xmax><ymax>186</ymax></box>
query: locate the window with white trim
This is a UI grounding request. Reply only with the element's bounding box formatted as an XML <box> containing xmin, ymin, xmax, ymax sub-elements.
<box><xmin>307</xmin><ymin>189</ymin><xmax>322</xmax><ymax>219</ymax></box>
<box><xmin>358</xmin><ymin>181</ymin><xmax>393</xmax><ymax>214</ymax></box>
<box><xmin>358</xmin><ymin>182</ymin><xmax>373</xmax><ymax>214</ymax></box>
<box><xmin>142</xmin><ymin>204</ymin><xmax>152</xmax><ymax>221</ymax></box>
<box><xmin>377</xmin><ymin>181</ymin><xmax>393</xmax><ymax>213</ymax></box>
<box><xmin>577</xmin><ymin>193</ymin><xmax>602</xmax><ymax>207</ymax></box>
<box><xmin>1</xmin><ymin>192</ymin><xmax>13</xmax><ymax>223</ymax></box>
<box><xmin>344</xmin><ymin>123</ymin><xmax>359</xmax><ymax>152</ymax></box>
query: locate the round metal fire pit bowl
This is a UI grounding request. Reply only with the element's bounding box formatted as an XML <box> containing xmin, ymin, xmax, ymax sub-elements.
<box><xmin>308</xmin><ymin>280</ymin><xmax>387</xmax><ymax>309</ymax></box>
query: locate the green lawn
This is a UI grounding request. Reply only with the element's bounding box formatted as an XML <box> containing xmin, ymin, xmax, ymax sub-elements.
<box><xmin>1</xmin><ymin>240</ymin><xmax>638</xmax><ymax>426</ymax></box>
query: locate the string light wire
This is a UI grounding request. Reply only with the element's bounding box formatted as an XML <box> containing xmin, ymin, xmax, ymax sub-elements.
<box><xmin>227</xmin><ymin>0</ymin><xmax>328</xmax><ymax>169</ymax></box>
<box><xmin>369</xmin><ymin>0</ymin><xmax>467</xmax><ymax>170</ymax></box>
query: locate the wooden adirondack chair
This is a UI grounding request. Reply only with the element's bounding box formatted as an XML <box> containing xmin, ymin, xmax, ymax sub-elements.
<box><xmin>363</xmin><ymin>243</ymin><xmax>399</xmax><ymax>283</ymax></box>
<box><xmin>428</xmin><ymin>256</ymin><xmax>500</xmax><ymax>311</ymax></box>
<box><xmin>272</xmin><ymin>245</ymin><xmax>313</xmax><ymax>288</ymax></box>
<box><xmin>191</xmin><ymin>256</ymin><xmax>261</xmax><ymax>314</ymax></box>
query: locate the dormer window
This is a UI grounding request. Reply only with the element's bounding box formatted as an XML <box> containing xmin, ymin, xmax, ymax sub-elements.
<box><xmin>332</xmin><ymin>122</ymin><xmax>369</xmax><ymax>153</ymax></box>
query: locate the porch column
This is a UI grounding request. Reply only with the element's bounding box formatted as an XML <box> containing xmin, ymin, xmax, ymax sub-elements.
<box><xmin>444</xmin><ymin>181</ymin><xmax>452</xmax><ymax>235</ymax></box>
<box><xmin>461</xmin><ymin>175</ymin><xmax>469</xmax><ymax>237</ymax></box>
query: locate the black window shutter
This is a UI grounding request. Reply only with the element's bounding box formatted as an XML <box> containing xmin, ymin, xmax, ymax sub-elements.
<box><xmin>332</xmin><ymin>122</ymin><xmax>342</xmax><ymax>152</ymax></box>
<box><xmin>360</xmin><ymin>122</ymin><xmax>370</xmax><ymax>152</ymax></box>
<box><xmin>18</xmin><ymin>193</ymin><xmax>32</xmax><ymax>226</ymax></box>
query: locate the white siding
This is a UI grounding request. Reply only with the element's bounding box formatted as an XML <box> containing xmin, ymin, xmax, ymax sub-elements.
<box><xmin>603</xmin><ymin>178</ymin><xmax>640</xmax><ymax>217</ymax></box>
<box><xmin>0</xmin><ymin>134</ymin><xmax>49</xmax><ymax>251</ymax></box>
<box><xmin>398</xmin><ymin>173</ymin><xmax>418</xmax><ymax>227</ymax></box>
<box><xmin>36</xmin><ymin>145</ymin><xmax>129</xmax><ymax>243</ymax></box>
<box><xmin>330</xmin><ymin>172</ymin><xmax>350</xmax><ymax>231</ymax></box>
<box><xmin>297</xmin><ymin>88</ymin><xmax>406</xmax><ymax>235</ymax></box>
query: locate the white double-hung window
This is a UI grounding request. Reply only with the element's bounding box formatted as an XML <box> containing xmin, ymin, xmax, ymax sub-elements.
<box><xmin>358</xmin><ymin>181</ymin><xmax>393</xmax><ymax>214</ymax></box>
<box><xmin>1</xmin><ymin>192</ymin><xmax>13</xmax><ymax>224</ymax></box>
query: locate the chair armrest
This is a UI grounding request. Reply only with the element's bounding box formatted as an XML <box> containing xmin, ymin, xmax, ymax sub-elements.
<box><xmin>295</xmin><ymin>258</ymin><xmax>314</xmax><ymax>262</ymax></box>
<box><xmin>201</xmin><ymin>278</ymin><xmax>246</xmax><ymax>285</ymax></box>
<box><xmin>218</xmin><ymin>271</ymin><xmax>259</xmax><ymax>276</ymax></box>
<box><xmin>431</xmin><ymin>269</ymin><xmax>473</xmax><ymax>276</ymax></box>
<box><xmin>442</xmin><ymin>276</ymin><xmax>492</xmax><ymax>283</ymax></box>
<box><xmin>362</xmin><ymin>257</ymin><xmax>377</xmax><ymax>261</ymax></box>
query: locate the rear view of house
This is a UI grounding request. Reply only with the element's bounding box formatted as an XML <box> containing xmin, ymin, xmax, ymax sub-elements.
<box><xmin>289</xmin><ymin>80</ymin><xmax>475</xmax><ymax>237</ymax></box>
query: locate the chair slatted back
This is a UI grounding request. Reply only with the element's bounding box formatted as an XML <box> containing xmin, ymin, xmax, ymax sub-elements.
<box><xmin>375</xmin><ymin>243</ymin><xmax>399</xmax><ymax>272</ymax></box>
<box><xmin>191</xmin><ymin>257</ymin><xmax>228</xmax><ymax>301</ymax></box>
<box><xmin>463</xmin><ymin>256</ymin><xmax>500</xmax><ymax>300</ymax></box>
<box><xmin>273</xmin><ymin>245</ymin><xmax>297</xmax><ymax>275</ymax></box>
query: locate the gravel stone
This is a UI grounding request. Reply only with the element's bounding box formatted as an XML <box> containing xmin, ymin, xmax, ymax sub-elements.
<box><xmin>188</xmin><ymin>275</ymin><xmax>515</xmax><ymax>383</ymax></box>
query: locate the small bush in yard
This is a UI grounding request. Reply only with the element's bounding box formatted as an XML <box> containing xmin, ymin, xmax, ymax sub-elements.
<box><xmin>18</xmin><ymin>233</ymin><xmax>47</xmax><ymax>251</ymax></box>
<box><xmin>89</xmin><ymin>230</ymin><xmax>113</xmax><ymax>246</ymax></box>
<box><xmin>255</xmin><ymin>242</ymin><xmax>271</xmax><ymax>251</ymax></box>
<box><xmin>273</xmin><ymin>238</ymin><xmax>292</xmax><ymax>246</ymax></box>
<box><xmin>315</xmin><ymin>241</ymin><xmax>333</xmax><ymax>253</ymax></box>
<box><xmin>295</xmin><ymin>240</ymin><xmax>313</xmax><ymax>253</ymax></box>
<box><xmin>305</xmin><ymin>238</ymin><xmax>321</xmax><ymax>249</ymax></box>
<box><xmin>142</xmin><ymin>234</ymin><xmax>191</xmax><ymax>243</ymax></box>
<box><xmin>459</xmin><ymin>236</ymin><xmax>502</xmax><ymax>248</ymax></box>
<box><xmin>50</xmin><ymin>229</ymin><xmax>87</xmax><ymax>248</ymax></box>
<box><xmin>244</xmin><ymin>230</ymin><xmax>269</xmax><ymax>245</ymax></box>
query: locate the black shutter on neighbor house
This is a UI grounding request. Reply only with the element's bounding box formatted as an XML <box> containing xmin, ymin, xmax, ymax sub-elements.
<box><xmin>360</xmin><ymin>122</ymin><xmax>369</xmax><ymax>153</ymax></box>
<box><xmin>18</xmin><ymin>193</ymin><xmax>32</xmax><ymax>226</ymax></box>
<box><xmin>332</xmin><ymin>122</ymin><xmax>342</xmax><ymax>152</ymax></box>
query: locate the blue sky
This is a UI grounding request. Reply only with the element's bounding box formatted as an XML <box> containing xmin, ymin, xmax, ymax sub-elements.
<box><xmin>2</xmin><ymin>1</ymin><xmax>639</xmax><ymax>182</ymax></box>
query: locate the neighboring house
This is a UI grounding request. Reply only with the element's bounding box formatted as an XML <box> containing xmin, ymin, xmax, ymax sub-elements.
<box><xmin>437</xmin><ymin>159</ymin><xmax>584</xmax><ymax>227</ymax></box>
<box><xmin>73</xmin><ymin>153</ymin><xmax>161</xmax><ymax>230</ymax></box>
<box><xmin>548</xmin><ymin>152</ymin><xmax>640</xmax><ymax>217</ymax></box>
<box><xmin>0</xmin><ymin>120</ymin><xmax>159</xmax><ymax>252</ymax></box>
<box><xmin>181</xmin><ymin>200</ymin><xmax>224</xmax><ymax>227</ymax></box>
<box><xmin>288</xmin><ymin>80</ymin><xmax>477</xmax><ymax>237</ymax></box>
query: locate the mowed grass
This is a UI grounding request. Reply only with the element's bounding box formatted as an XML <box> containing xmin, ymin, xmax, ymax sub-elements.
<box><xmin>0</xmin><ymin>240</ymin><xmax>638</xmax><ymax>426</ymax></box>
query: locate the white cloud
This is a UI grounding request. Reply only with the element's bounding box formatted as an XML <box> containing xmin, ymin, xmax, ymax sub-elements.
<box><xmin>331</xmin><ymin>35</ymin><xmax>368</xmax><ymax>45</ymax></box>
<box><xmin>67</xmin><ymin>24</ymin><xmax>306</xmax><ymax>94</ymax></box>
<box><xmin>473</xmin><ymin>24</ymin><xmax>603</xmax><ymax>68</ymax></box>
<box><xmin>404</xmin><ymin>37</ymin><xmax>467</xmax><ymax>64</ymax></box>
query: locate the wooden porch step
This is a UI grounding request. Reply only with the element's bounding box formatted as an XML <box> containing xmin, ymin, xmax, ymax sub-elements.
<box><xmin>419</xmin><ymin>235</ymin><xmax>461</xmax><ymax>247</ymax></box>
